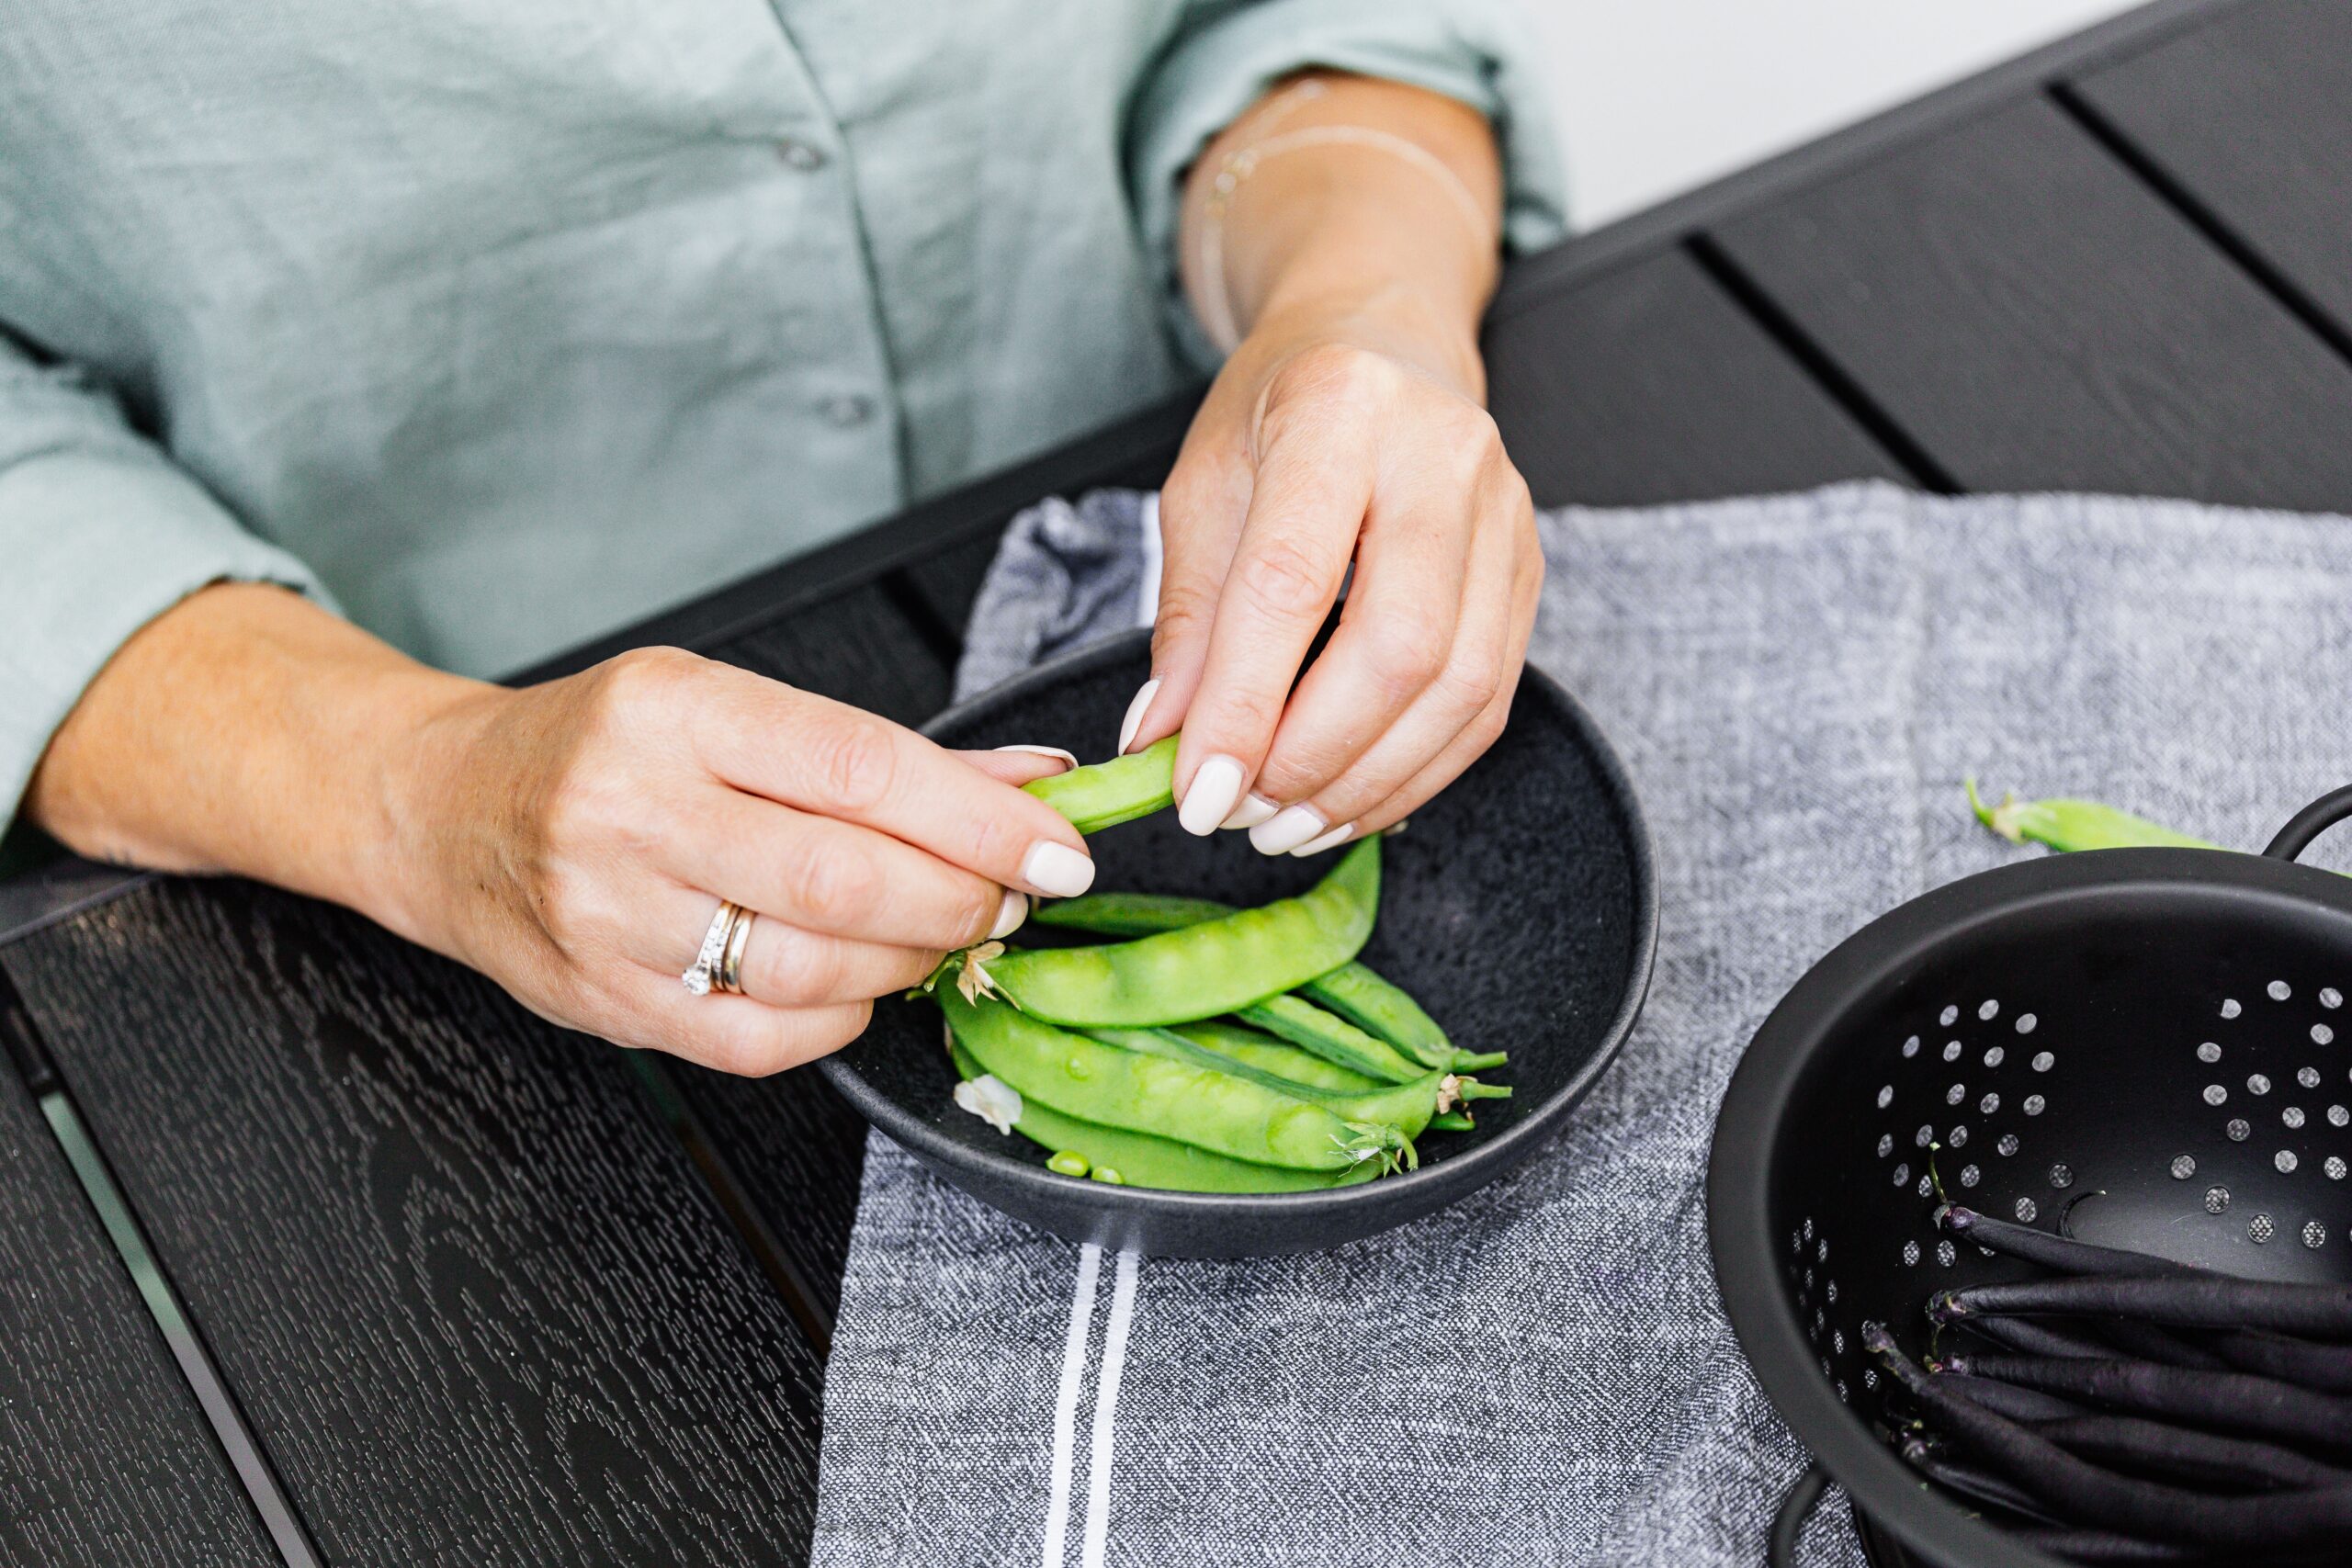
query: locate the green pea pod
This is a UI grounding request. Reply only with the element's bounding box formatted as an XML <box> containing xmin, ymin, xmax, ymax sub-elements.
<box><xmin>1965</xmin><ymin>779</ymin><xmax>2220</xmax><ymax>853</ymax></box>
<box><xmin>1085</xmin><ymin>1025</ymin><xmax>1456</xmax><ymax>1141</ymax></box>
<box><xmin>938</xmin><ymin>982</ymin><xmax>1404</xmax><ymax>1172</ymax></box>
<box><xmin>1023</xmin><ymin>736</ymin><xmax>1178</xmax><ymax>834</ymax></box>
<box><xmin>1036</xmin><ymin>885</ymin><xmax>1502</xmax><ymax>1073</ymax></box>
<box><xmin>1168</xmin><ymin>1020</ymin><xmax>1381</xmax><ymax>1093</ymax></box>
<box><xmin>982</xmin><ymin>837</ymin><xmax>1382</xmax><ymax>1027</ymax></box>
<box><xmin>947</xmin><ymin>1040</ymin><xmax>1374</xmax><ymax>1193</ymax></box>
<box><xmin>1236</xmin><ymin>994</ymin><xmax>1425</xmax><ymax>1083</ymax></box>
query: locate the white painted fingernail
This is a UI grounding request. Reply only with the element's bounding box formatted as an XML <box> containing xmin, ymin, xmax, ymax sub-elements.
<box><xmin>1023</xmin><ymin>840</ymin><xmax>1096</xmax><ymax>898</ymax></box>
<box><xmin>1116</xmin><ymin>678</ymin><xmax>1161</xmax><ymax>754</ymax></box>
<box><xmin>993</xmin><ymin>743</ymin><xmax>1079</xmax><ymax>772</ymax></box>
<box><xmin>1250</xmin><ymin>803</ymin><xmax>1327</xmax><ymax>856</ymax></box>
<box><xmin>1223</xmin><ymin>793</ymin><xmax>1279</xmax><ymax>829</ymax></box>
<box><xmin>989</xmin><ymin>887</ymin><xmax>1030</xmax><ymax>939</ymax></box>
<box><xmin>1291</xmin><ymin>821</ymin><xmax>1357</xmax><ymax>858</ymax></box>
<box><xmin>1178</xmin><ymin>754</ymin><xmax>1246</xmax><ymax>836</ymax></box>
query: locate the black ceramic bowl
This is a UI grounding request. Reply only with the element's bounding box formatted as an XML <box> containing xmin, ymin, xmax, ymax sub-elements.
<box><xmin>818</xmin><ymin>628</ymin><xmax>1657</xmax><ymax>1257</ymax></box>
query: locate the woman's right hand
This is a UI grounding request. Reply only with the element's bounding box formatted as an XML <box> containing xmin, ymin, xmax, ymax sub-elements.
<box><xmin>381</xmin><ymin>647</ymin><xmax>1097</xmax><ymax>1074</ymax></box>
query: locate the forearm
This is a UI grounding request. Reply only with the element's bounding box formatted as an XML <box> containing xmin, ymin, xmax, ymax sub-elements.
<box><xmin>25</xmin><ymin>583</ymin><xmax>488</xmax><ymax>938</ymax></box>
<box><xmin>1178</xmin><ymin>73</ymin><xmax>1504</xmax><ymax>398</ymax></box>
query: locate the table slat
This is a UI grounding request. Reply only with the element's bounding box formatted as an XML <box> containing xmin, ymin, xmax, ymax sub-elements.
<box><xmin>1714</xmin><ymin>94</ymin><xmax>2352</xmax><ymax>510</ymax></box>
<box><xmin>2</xmin><ymin>884</ymin><xmax>828</xmax><ymax>1566</ymax></box>
<box><xmin>0</xmin><ymin>985</ymin><xmax>276</xmax><ymax>1568</ymax></box>
<box><xmin>1485</xmin><ymin>248</ymin><xmax>1905</xmax><ymax>506</ymax></box>
<box><xmin>2072</xmin><ymin>0</ymin><xmax>2352</xmax><ymax>343</ymax></box>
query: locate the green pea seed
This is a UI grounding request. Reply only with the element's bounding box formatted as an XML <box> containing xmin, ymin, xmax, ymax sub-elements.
<box><xmin>1090</xmin><ymin>1167</ymin><xmax>1125</xmax><ymax>1185</ymax></box>
<box><xmin>1047</xmin><ymin>1150</ymin><xmax>1091</xmax><ymax>1178</ymax></box>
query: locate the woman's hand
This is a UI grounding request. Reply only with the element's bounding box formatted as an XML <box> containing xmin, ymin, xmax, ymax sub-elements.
<box><xmin>1137</xmin><ymin>71</ymin><xmax>1540</xmax><ymax>853</ymax></box>
<box><xmin>383</xmin><ymin>649</ymin><xmax>1096</xmax><ymax>1074</ymax></box>
<box><xmin>1132</xmin><ymin>296</ymin><xmax>1542</xmax><ymax>853</ymax></box>
<box><xmin>28</xmin><ymin>585</ymin><xmax>1095</xmax><ymax>1076</ymax></box>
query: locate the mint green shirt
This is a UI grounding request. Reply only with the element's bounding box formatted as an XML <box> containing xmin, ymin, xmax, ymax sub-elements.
<box><xmin>0</xmin><ymin>0</ymin><xmax>1563</xmax><ymax>830</ymax></box>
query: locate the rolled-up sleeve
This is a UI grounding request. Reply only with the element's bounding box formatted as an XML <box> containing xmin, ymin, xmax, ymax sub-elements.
<box><xmin>1125</xmin><ymin>0</ymin><xmax>1569</xmax><ymax>368</ymax></box>
<box><xmin>0</xmin><ymin>334</ymin><xmax>326</xmax><ymax>834</ymax></box>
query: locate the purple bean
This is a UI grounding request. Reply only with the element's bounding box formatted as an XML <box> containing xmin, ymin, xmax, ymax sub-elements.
<box><xmin>2015</xmin><ymin>1529</ymin><xmax>2204</xmax><ymax>1563</ymax></box>
<box><xmin>2036</xmin><ymin>1415</ymin><xmax>2352</xmax><ymax>1493</ymax></box>
<box><xmin>1958</xmin><ymin>1314</ymin><xmax>2112</xmax><ymax>1360</ymax></box>
<box><xmin>1937</xmin><ymin>1275</ymin><xmax>2352</xmax><ymax>1339</ymax></box>
<box><xmin>1924</xmin><ymin>1368</ymin><xmax>2090</xmax><ymax>1424</ymax></box>
<box><xmin>1939</xmin><ymin>1204</ymin><xmax>2192</xmax><ymax>1278</ymax></box>
<box><xmin>2094</xmin><ymin>1319</ymin><xmax>2232</xmax><ymax>1373</ymax></box>
<box><xmin>1954</xmin><ymin>1353</ymin><xmax>2352</xmax><ymax>1454</ymax></box>
<box><xmin>2204</xmin><ymin>1329</ymin><xmax>2352</xmax><ymax>1396</ymax></box>
<box><xmin>1899</xmin><ymin>1438</ymin><xmax>2064</xmax><ymax>1524</ymax></box>
<box><xmin>1864</xmin><ymin>1326</ymin><xmax>2352</xmax><ymax>1550</ymax></box>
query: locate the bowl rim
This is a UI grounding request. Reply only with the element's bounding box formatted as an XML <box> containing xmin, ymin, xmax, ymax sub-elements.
<box><xmin>820</xmin><ymin>626</ymin><xmax>1659</xmax><ymax>1226</ymax></box>
<box><xmin>1707</xmin><ymin>844</ymin><xmax>2352</xmax><ymax>1568</ymax></box>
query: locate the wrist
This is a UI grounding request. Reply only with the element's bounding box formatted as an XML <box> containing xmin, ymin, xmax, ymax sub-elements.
<box><xmin>361</xmin><ymin>671</ymin><xmax>510</xmax><ymax>955</ymax></box>
<box><xmin>1247</xmin><ymin>280</ymin><xmax>1487</xmax><ymax>405</ymax></box>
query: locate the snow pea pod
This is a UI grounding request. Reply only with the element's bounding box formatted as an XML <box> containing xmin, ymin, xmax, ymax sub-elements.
<box><xmin>1235</xmin><ymin>994</ymin><xmax>1425</xmax><ymax>1083</ymax></box>
<box><xmin>1966</xmin><ymin>779</ymin><xmax>2218</xmax><ymax>853</ymax></box>
<box><xmin>1037</xmin><ymin>886</ymin><xmax>1504</xmax><ymax>1073</ymax></box>
<box><xmin>1023</xmin><ymin>736</ymin><xmax>1177</xmax><ymax>834</ymax></box>
<box><xmin>1169</xmin><ymin>1020</ymin><xmax>1381</xmax><ymax>1093</ymax></box>
<box><xmin>1085</xmin><ymin>1026</ymin><xmax>1459</xmax><ymax>1141</ymax></box>
<box><xmin>982</xmin><ymin>838</ymin><xmax>1382</xmax><ymax>1027</ymax></box>
<box><xmin>946</xmin><ymin>1040</ymin><xmax>1374</xmax><ymax>1193</ymax></box>
<box><xmin>939</xmin><ymin>982</ymin><xmax>1402</xmax><ymax>1172</ymax></box>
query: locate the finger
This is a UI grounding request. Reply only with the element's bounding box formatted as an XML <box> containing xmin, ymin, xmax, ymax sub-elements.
<box><xmin>694</xmin><ymin>676</ymin><xmax>1094</xmax><ymax>899</ymax></box>
<box><xmin>1124</xmin><ymin>434</ymin><xmax>1255</xmax><ymax>757</ymax></box>
<box><xmin>1238</xmin><ymin>443</ymin><xmax>1496</xmax><ymax>845</ymax></box>
<box><xmin>1333</xmin><ymin>550</ymin><xmax>1543</xmax><ymax>843</ymax></box>
<box><xmin>1249</xmin><ymin>502</ymin><xmax>1513</xmax><ymax>852</ymax></box>
<box><xmin>664</xmin><ymin>789</ymin><xmax>1016</xmax><ymax>952</ymax></box>
<box><xmin>632</xmin><ymin>887</ymin><xmax>952</xmax><ymax>1005</ymax></box>
<box><xmin>618</xmin><ymin>974</ymin><xmax>874</xmax><ymax>1077</ymax></box>
<box><xmin>1170</xmin><ymin>379</ymin><xmax>1377</xmax><ymax>836</ymax></box>
<box><xmin>958</xmin><ymin>746</ymin><xmax>1078</xmax><ymax>787</ymax></box>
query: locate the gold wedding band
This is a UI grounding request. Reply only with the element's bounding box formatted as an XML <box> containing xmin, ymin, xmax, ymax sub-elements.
<box><xmin>718</xmin><ymin>903</ymin><xmax>755</xmax><ymax>996</ymax></box>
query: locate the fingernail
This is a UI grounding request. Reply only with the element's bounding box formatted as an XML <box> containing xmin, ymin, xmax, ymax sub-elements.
<box><xmin>1250</xmin><ymin>803</ymin><xmax>1327</xmax><ymax>855</ymax></box>
<box><xmin>1023</xmin><ymin>840</ymin><xmax>1096</xmax><ymax>898</ymax></box>
<box><xmin>1116</xmin><ymin>678</ymin><xmax>1161</xmax><ymax>754</ymax></box>
<box><xmin>989</xmin><ymin>887</ymin><xmax>1030</xmax><ymax>939</ymax></box>
<box><xmin>993</xmin><ymin>743</ymin><xmax>1079</xmax><ymax>773</ymax></box>
<box><xmin>1291</xmin><ymin>821</ymin><xmax>1357</xmax><ymax>858</ymax></box>
<box><xmin>1223</xmin><ymin>793</ymin><xmax>1279</xmax><ymax>829</ymax></box>
<box><xmin>1178</xmin><ymin>754</ymin><xmax>1246</xmax><ymax>836</ymax></box>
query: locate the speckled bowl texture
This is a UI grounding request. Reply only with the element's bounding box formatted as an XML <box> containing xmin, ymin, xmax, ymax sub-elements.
<box><xmin>820</xmin><ymin>628</ymin><xmax>1657</xmax><ymax>1257</ymax></box>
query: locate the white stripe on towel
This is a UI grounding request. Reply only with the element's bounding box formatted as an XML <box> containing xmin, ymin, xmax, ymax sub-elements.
<box><xmin>1079</xmin><ymin>1249</ymin><xmax>1142</xmax><ymax>1568</ymax></box>
<box><xmin>1040</xmin><ymin>1242</ymin><xmax>1103</xmax><ymax>1568</ymax></box>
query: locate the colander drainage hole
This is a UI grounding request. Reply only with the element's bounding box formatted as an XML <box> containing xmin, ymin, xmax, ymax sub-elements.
<box><xmin>2314</xmin><ymin>1024</ymin><xmax>2335</xmax><ymax>1045</ymax></box>
<box><xmin>2023</xmin><ymin>1095</ymin><xmax>2046</xmax><ymax>1116</ymax></box>
<box><xmin>2250</xmin><ymin>1213</ymin><xmax>2276</xmax><ymax>1244</ymax></box>
<box><xmin>2284</xmin><ymin>1107</ymin><xmax>2307</xmax><ymax>1130</ymax></box>
<box><xmin>1983</xmin><ymin>1045</ymin><xmax>2006</xmax><ymax>1068</ymax></box>
<box><xmin>2328</xmin><ymin>1156</ymin><xmax>2346</xmax><ymax>1180</ymax></box>
<box><xmin>1936</xmin><ymin>1239</ymin><xmax>1956</xmax><ymax>1267</ymax></box>
<box><xmin>2198</xmin><ymin>1042</ymin><xmax>2222</xmax><ymax>1064</ymax></box>
<box><xmin>2269</xmin><ymin>980</ymin><xmax>2293</xmax><ymax>1001</ymax></box>
<box><xmin>2014</xmin><ymin>1197</ymin><xmax>2039</xmax><ymax>1223</ymax></box>
<box><xmin>1876</xmin><ymin>1134</ymin><xmax>1894</xmax><ymax>1158</ymax></box>
<box><xmin>1942</xmin><ymin>1040</ymin><xmax>1963</xmax><ymax>1063</ymax></box>
<box><xmin>1892</xmin><ymin>1163</ymin><xmax>1910</xmax><ymax>1188</ymax></box>
<box><xmin>1979</xmin><ymin>999</ymin><xmax>2000</xmax><ymax>1021</ymax></box>
<box><xmin>1939</xmin><ymin>1005</ymin><xmax>1959</xmax><ymax>1026</ymax></box>
<box><xmin>2227</xmin><ymin>1119</ymin><xmax>2251</xmax><ymax>1142</ymax></box>
<box><xmin>1949</xmin><ymin>1124</ymin><xmax>1970</xmax><ymax>1148</ymax></box>
<box><xmin>2015</xmin><ymin>1013</ymin><xmax>2038</xmax><ymax>1034</ymax></box>
<box><xmin>2205</xmin><ymin>1186</ymin><xmax>2230</xmax><ymax>1213</ymax></box>
<box><xmin>2305</xmin><ymin>1222</ymin><xmax>2328</xmax><ymax>1248</ymax></box>
<box><xmin>2300</xmin><ymin>1067</ymin><xmax>2323</xmax><ymax>1089</ymax></box>
<box><xmin>1960</xmin><ymin>1164</ymin><xmax>1980</xmax><ymax>1188</ymax></box>
<box><xmin>2031</xmin><ymin>1051</ymin><xmax>2055</xmax><ymax>1073</ymax></box>
<box><xmin>2330</xmin><ymin>1106</ymin><xmax>2350</xmax><ymax>1129</ymax></box>
<box><xmin>2324</xmin><ymin>987</ymin><xmax>2345</xmax><ymax>1010</ymax></box>
<box><xmin>1902</xmin><ymin>1240</ymin><xmax>1919</xmax><ymax>1266</ymax></box>
<box><xmin>1902</xmin><ymin>1034</ymin><xmax>1921</xmax><ymax>1058</ymax></box>
<box><xmin>1997</xmin><ymin>1134</ymin><xmax>2020</xmax><ymax>1156</ymax></box>
<box><xmin>2049</xmin><ymin>1163</ymin><xmax>2074</xmax><ymax>1189</ymax></box>
<box><xmin>2204</xmin><ymin>1084</ymin><xmax>2229</xmax><ymax>1106</ymax></box>
<box><xmin>2170</xmin><ymin>1155</ymin><xmax>2196</xmax><ymax>1179</ymax></box>
<box><xmin>2249</xmin><ymin>1073</ymin><xmax>2272</xmax><ymax>1096</ymax></box>
<box><xmin>2222</xmin><ymin>998</ymin><xmax>2243</xmax><ymax>1019</ymax></box>
<box><xmin>2276</xmin><ymin>1151</ymin><xmax>2299</xmax><ymax>1174</ymax></box>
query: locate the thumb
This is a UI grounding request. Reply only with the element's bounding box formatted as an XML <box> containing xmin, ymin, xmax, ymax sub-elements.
<box><xmin>956</xmin><ymin>746</ymin><xmax>1079</xmax><ymax>787</ymax></box>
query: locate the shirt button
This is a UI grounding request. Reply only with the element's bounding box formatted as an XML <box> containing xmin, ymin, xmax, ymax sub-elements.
<box><xmin>775</xmin><ymin>138</ymin><xmax>828</xmax><ymax>172</ymax></box>
<box><xmin>820</xmin><ymin>394</ymin><xmax>875</xmax><ymax>428</ymax></box>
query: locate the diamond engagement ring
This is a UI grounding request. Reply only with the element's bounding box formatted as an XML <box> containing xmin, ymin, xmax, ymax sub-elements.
<box><xmin>682</xmin><ymin>900</ymin><xmax>745</xmax><ymax>996</ymax></box>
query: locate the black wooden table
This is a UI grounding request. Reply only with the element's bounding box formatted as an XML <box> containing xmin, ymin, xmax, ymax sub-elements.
<box><xmin>6</xmin><ymin>2</ymin><xmax>2350</xmax><ymax>1561</ymax></box>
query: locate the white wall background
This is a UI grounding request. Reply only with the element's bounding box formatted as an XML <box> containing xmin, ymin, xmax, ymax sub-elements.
<box><xmin>1515</xmin><ymin>0</ymin><xmax>2144</xmax><ymax>229</ymax></box>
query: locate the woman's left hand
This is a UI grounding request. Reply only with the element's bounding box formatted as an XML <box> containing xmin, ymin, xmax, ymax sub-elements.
<box><xmin>1126</xmin><ymin>293</ymin><xmax>1543</xmax><ymax>853</ymax></box>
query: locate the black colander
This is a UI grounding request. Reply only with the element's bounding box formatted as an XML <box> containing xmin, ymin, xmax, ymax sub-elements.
<box><xmin>1709</xmin><ymin>786</ymin><xmax>2352</xmax><ymax>1568</ymax></box>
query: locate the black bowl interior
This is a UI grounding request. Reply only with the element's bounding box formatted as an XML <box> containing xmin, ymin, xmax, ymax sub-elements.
<box><xmin>820</xmin><ymin>628</ymin><xmax>1655</xmax><ymax>1257</ymax></box>
<box><xmin>1713</xmin><ymin>849</ymin><xmax>2352</xmax><ymax>1567</ymax></box>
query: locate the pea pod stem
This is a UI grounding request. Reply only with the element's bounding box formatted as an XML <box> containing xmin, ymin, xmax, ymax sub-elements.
<box><xmin>1023</xmin><ymin>736</ymin><xmax>1178</xmax><ymax>834</ymax></box>
<box><xmin>1964</xmin><ymin>780</ymin><xmax>2220</xmax><ymax>853</ymax></box>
